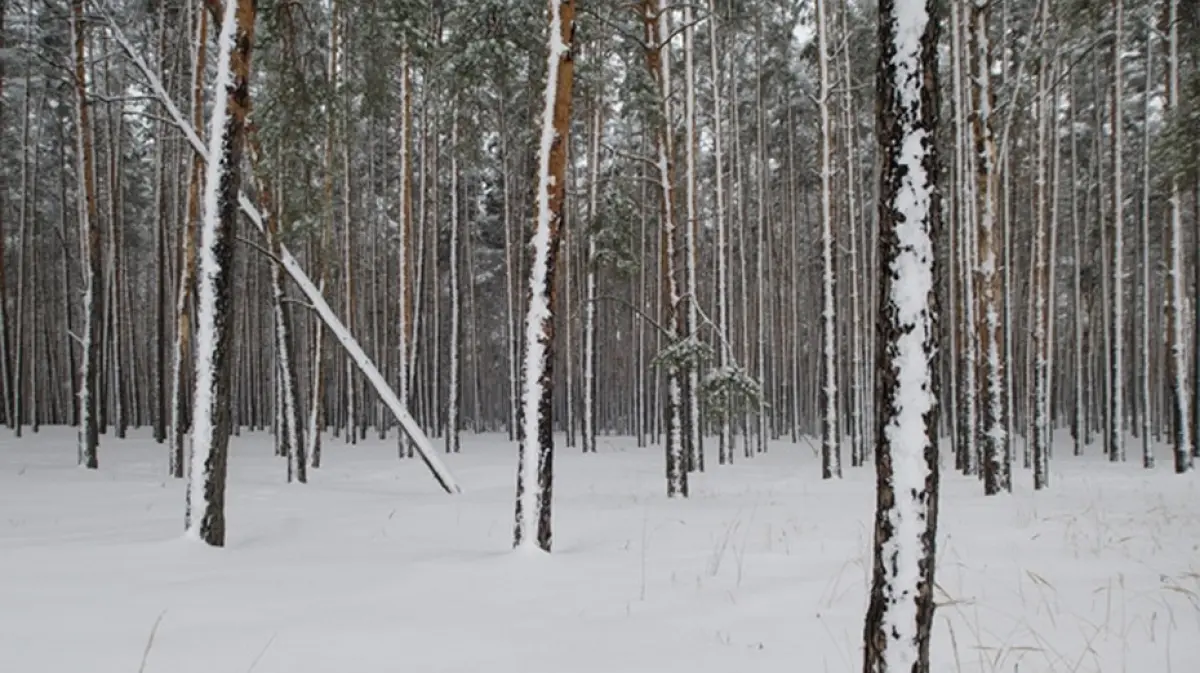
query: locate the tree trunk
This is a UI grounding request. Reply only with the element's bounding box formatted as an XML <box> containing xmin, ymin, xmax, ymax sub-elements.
<box><xmin>72</xmin><ymin>0</ymin><xmax>102</xmax><ymax>470</ymax></box>
<box><xmin>185</xmin><ymin>0</ymin><xmax>256</xmax><ymax>547</ymax></box>
<box><xmin>969</xmin><ymin>0</ymin><xmax>1007</xmax><ymax>495</ymax></box>
<box><xmin>1165</xmin><ymin>0</ymin><xmax>1193</xmax><ymax>473</ymax></box>
<box><xmin>514</xmin><ymin>0</ymin><xmax>576</xmax><ymax>552</ymax></box>
<box><xmin>862</xmin><ymin>0</ymin><xmax>942</xmax><ymax>669</ymax></box>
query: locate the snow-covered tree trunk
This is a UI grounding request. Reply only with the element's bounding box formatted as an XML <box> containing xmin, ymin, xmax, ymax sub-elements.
<box><xmin>969</xmin><ymin>0</ymin><xmax>1008</xmax><ymax>495</ymax></box>
<box><xmin>816</xmin><ymin>0</ymin><xmax>840</xmax><ymax>480</ymax></box>
<box><xmin>582</xmin><ymin>102</ymin><xmax>601</xmax><ymax>455</ymax></box>
<box><xmin>245</xmin><ymin>125</ymin><xmax>305</xmax><ymax>483</ymax></box>
<box><xmin>447</xmin><ymin>112</ymin><xmax>461</xmax><ymax>454</ymax></box>
<box><xmin>514</xmin><ymin>0</ymin><xmax>576</xmax><ymax>552</ymax></box>
<box><xmin>185</xmin><ymin>0</ymin><xmax>255</xmax><ymax>547</ymax></box>
<box><xmin>397</xmin><ymin>41</ymin><xmax>414</xmax><ymax>458</ymax></box>
<box><xmin>708</xmin><ymin>0</ymin><xmax>731</xmax><ymax>465</ymax></box>
<box><xmin>1031</xmin><ymin>0</ymin><xmax>1051</xmax><ymax>490</ymax></box>
<box><xmin>1043</xmin><ymin>50</ymin><xmax>1062</xmax><ymax>484</ymax></box>
<box><xmin>169</xmin><ymin>7</ymin><xmax>208</xmax><ymax>478</ymax></box>
<box><xmin>1108</xmin><ymin>0</ymin><xmax>1125</xmax><ymax>463</ymax></box>
<box><xmin>841</xmin><ymin>0</ymin><xmax>865</xmax><ymax>469</ymax></box>
<box><xmin>1165</xmin><ymin>0</ymin><xmax>1192</xmax><ymax>473</ymax></box>
<box><xmin>862</xmin><ymin>0</ymin><xmax>942</xmax><ymax>668</ymax></box>
<box><xmin>950</xmin><ymin>0</ymin><xmax>977</xmax><ymax>475</ymax></box>
<box><xmin>1069</xmin><ymin>79</ymin><xmax>1085</xmax><ymax>457</ymax></box>
<box><xmin>641</xmin><ymin>0</ymin><xmax>687</xmax><ymax>496</ymax></box>
<box><xmin>499</xmin><ymin>99</ymin><xmax>519</xmax><ymax>443</ymax></box>
<box><xmin>1139</xmin><ymin>29</ymin><xmax>1153</xmax><ymax>469</ymax></box>
<box><xmin>71</xmin><ymin>0</ymin><xmax>101</xmax><ymax>470</ymax></box>
<box><xmin>682</xmin><ymin>0</ymin><xmax>701</xmax><ymax>472</ymax></box>
<box><xmin>310</xmin><ymin>0</ymin><xmax>340</xmax><ymax>469</ymax></box>
<box><xmin>342</xmin><ymin>106</ymin><xmax>356</xmax><ymax>445</ymax></box>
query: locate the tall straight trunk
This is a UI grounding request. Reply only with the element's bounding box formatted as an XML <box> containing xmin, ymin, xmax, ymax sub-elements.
<box><xmin>644</xmin><ymin>0</ymin><xmax>687</xmax><ymax>495</ymax></box>
<box><xmin>185</xmin><ymin>0</ymin><xmax>256</xmax><ymax>547</ymax></box>
<box><xmin>950</xmin><ymin>0</ymin><xmax>977</xmax><ymax>474</ymax></box>
<box><xmin>246</xmin><ymin>126</ymin><xmax>305</xmax><ymax>482</ymax></box>
<box><xmin>170</xmin><ymin>8</ymin><xmax>208</xmax><ymax>478</ymax></box>
<box><xmin>310</xmin><ymin>0</ymin><xmax>339</xmax><ymax>468</ymax></box>
<box><xmin>1070</xmin><ymin>76</ymin><xmax>1084</xmax><ymax>456</ymax></box>
<box><xmin>1165</xmin><ymin>0</ymin><xmax>1192</xmax><ymax>473</ymax></box>
<box><xmin>682</xmin><ymin>0</ymin><xmax>701</xmax><ymax>471</ymax></box>
<box><xmin>841</xmin><ymin>0</ymin><xmax>865</xmax><ymax>468</ymax></box>
<box><xmin>1031</xmin><ymin>0</ymin><xmax>1052</xmax><ymax>489</ymax></box>
<box><xmin>582</xmin><ymin>102</ymin><xmax>601</xmax><ymax>455</ymax></box>
<box><xmin>1139</xmin><ymin>28</ymin><xmax>1153</xmax><ymax>469</ymax></box>
<box><xmin>708</xmin><ymin>0</ymin><xmax>731</xmax><ymax>464</ymax></box>
<box><xmin>0</xmin><ymin>0</ymin><xmax>10</xmax><ymax>429</ymax></box>
<box><xmin>969</xmin><ymin>0</ymin><xmax>1007</xmax><ymax>495</ymax></box>
<box><xmin>753</xmin><ymin>21</ymin><xmax>767</xmax><ymax>456</ymax></box>
<box><xmin>71</xmin><ymin>0</ymin><xmax>101</xmax><ymax>469</ymax></box>
<box><xmin>499</xmin><ymin>98</ymin><xmax>519</xmax><ymax>441</ymax></box>
<box><xmin>343</xmin><ymin>99</ymin><xmax>356</xmax><ymax>445</ymax></box>
<box><xmin>14</xmin><ymin>17</ymin><xmax>33</xmax><ymax>436</ymax></box>
<box><xmin>817</xmin><ymin>0</ymin><xmax>840</xmax><ymax>479</ymax></box>
<box><xmin>514</xmin><ymin>0</ymin><xmax>576</xmax><ymax>552</ymax></box>
<box><xmin>397</xmin><ymin>42</ymin><xmax>415</xmax><ymax>457</ymax></box>
<box><xmin>152</xmin><ymin>4</ymin><xmax>169</xmax><ymax>444</ymax></box>
<box><xmin>1108</xmin><ymin>0</ymin><xmax>1125</xmax><ymax>462</ymax></box>
<box><xmin>862</xmin><ymin>0</ymin><xmax>942</xmax><ymax>668</ymax></box>
<box><xmin>447</xmin><ymin>112</ymin><xmax>461</xmax><ymax>454</ymax></box>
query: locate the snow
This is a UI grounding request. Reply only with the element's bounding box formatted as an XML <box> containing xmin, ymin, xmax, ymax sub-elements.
<box><xmin>2</xmin><ymin>428</ymin><xmax>1198</xmax><ymax>672</ymax></box>
<box><xmin>187</xmin><ymin>0</ymin><xmax>240</xmax><ymax>537</ymax></box>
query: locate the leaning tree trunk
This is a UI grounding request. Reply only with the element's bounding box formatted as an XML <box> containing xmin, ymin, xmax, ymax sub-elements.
<box><xmin>245</xmin><ymin>124</ymin><xmax>305</xmax><ymax>483</ymax></box>
<box><xmin>185</xmin><ymin>0</ymin><xmax>256</xmax><ymax>547</ymax></box>
<box><xmin>514</xmin><ymin>0</ymin><xmax>576</xmax><ymax>553</ymax></box>
<box><xmin>862</xmin><ymin>0</ymin><xmax>942</xmax><ymax>669</ymax></box>
<box><xmin>71</xmin><ymin>0</ymin><xmax>101</xmax><ymax>470</ymax></box>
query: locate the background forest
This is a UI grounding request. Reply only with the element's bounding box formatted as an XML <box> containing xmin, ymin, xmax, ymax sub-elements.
<box><xmin>0</xmin><ymin>0</ymin><xmax>1198</xmax><ymax>493</ymax></box>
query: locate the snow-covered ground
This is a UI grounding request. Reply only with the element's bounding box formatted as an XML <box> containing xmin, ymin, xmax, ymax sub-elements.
<box><xmin>2</xmin><ymin>428</ymin><xmax>1196</xmax><ymax>672</ymax></box>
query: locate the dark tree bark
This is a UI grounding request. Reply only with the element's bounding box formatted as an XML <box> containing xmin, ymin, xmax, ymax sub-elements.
<box><xmin>862</xmin><ymin>0</ymin><xmax>942</xmax><ymax>670</ymax></box>
<box><xmin>72</xmin><ymin>0</ymin><xmax>102</xmax><ymax>470</ymax></box>
<box><xmin>186</xmin><ymin>0</ymin><xmax>257</xmax><ymax>547</ymax></box>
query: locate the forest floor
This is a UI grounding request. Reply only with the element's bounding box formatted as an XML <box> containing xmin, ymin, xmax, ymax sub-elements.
<box><xmin>1</xmin><ymin>427</ymin><xmax>1198</xmax><ymax>673</ymax></box>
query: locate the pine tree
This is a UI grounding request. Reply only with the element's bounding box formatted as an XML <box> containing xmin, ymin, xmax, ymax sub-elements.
<box><xmin>862</xmin><ymin>0</ymin><xmax>942</xmax><ymax>668</ymax></box>
<box><xmin>514</xmin><ymin>0</ymin><xmax>576</xmax><ymax>552</ymax></box>
<box><xmin>185</xmin><ymin>0</ymin><xmax>257</xmax><ymax>547</ymax></box>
